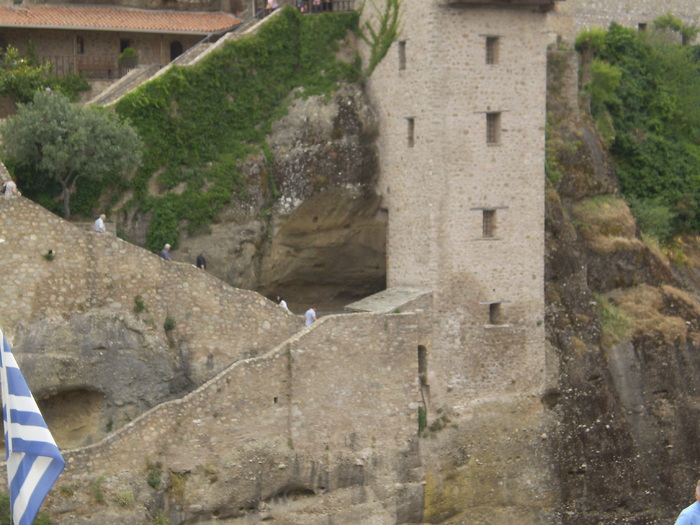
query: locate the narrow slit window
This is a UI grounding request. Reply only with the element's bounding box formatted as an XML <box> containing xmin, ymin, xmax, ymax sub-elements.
<box><xmin>483</xmin><ymin>209</ymin><xmax>496</xmax><ymax>238</ymax></box>
<box><xmin>489</xmin><ymin>303</ymin><xmax>502</xmax><ymax>325</ymax></box>
<box><xmin>76</xmin><ymin>36</ymin><xmax>85</xmax><ymax>54</ymax></box>
<box><xmin>486</xmin><ymin>36</ymin><xmax>499</xmax><ymax>65</ymax></box>
<box><xmin>486</xmin><ymin>112</ymin><xmax>501</xmax><ymax>145</ymax></box>
<box><xmin>407</xmin><ymin>117</ymin><xmax>415</xmax><ymax>148</ymax></box>
<box><xmin>398</xmin><ymin>40</ymin><xmax>406</xmax><ymax>70</ymax></box>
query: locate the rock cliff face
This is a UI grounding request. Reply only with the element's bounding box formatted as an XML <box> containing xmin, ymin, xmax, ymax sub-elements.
<box><xmin>131</xmin><ymin>84</ymin><xmax>386</xmax><ymax>311</ymax></box>
<box><xmin>545</xmin><ymin>50</ymin><xmax>700</xmax><ymax>523</ymax></box>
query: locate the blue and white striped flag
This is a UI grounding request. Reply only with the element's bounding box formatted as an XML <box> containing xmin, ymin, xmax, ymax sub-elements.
<box><xmin>0</xmin><ymin>331</ymin><xmax>64</xmax><ymax>525</ymax></box>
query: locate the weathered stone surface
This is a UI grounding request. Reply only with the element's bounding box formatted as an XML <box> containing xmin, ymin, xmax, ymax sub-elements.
<box><xmin>13</xmin><ymin>311</ymin><xmax>180</xmax><ymax>448</ymax></box>
<box><xmin>142</xmin><ymin>84</ymin><xmax>386</xmax><ymax>310</ymax></box>
<box><xmin>544</xmin><ymin>43</ymin><xmax>700</xmax><ymax>523</ymax></box>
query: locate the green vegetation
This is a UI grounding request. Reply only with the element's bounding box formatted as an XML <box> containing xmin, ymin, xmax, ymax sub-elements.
<box><xmin>0</xmin><ymin>45</ymin><xmax>90</xmax><ymax>103</ymax></box>
<box><xmin>115</xmin><ymin>7</ymin><xmax>360</xmax><ymax>251</ymax></box>
<box><xmin>146</xmin><ymin>459</ymin><xmax>163</xmax><ymax>488</ymax></box>
<box><xmin>116</xmin><ymin>490</ymin><xmax>135</xmax><ymax>508</ymax></box>
<box><xmin>1</xmin><ymin>90</ymin><xmax>142</xmax><ymax>218</ymax></box>
<box><xmin>359</xmin><ymin>0</ymin><xmax>403</xmax><ymax>80</ymax></box>
<box><xmin>652</xmin><ymin>12</ymin><xmax>699</xmax><ymax>44</ymax></box>
<box><xmin>134</xmin><ymin>294</ymin><xmax>147</xmax><ymax>313</ymax></box>
<box><xmin>91</xmin><ymin>476</ymin><xmax>107</xmax><ymax>504</ymax></box>
<box><xmin>418</xmin><ymin>405</ymin><xmax>427</xmax><ymax>433</ymax></box>
<box><xmin>152</xmin><ymin>509</ymin><xmax>171</xmax><ymax>525</ymax></box>
<box><xmin>595</xmin><ymin>294</ymin><xmax>633</xmax><ymax>346</ymax></box>
<box><xmin>118</xmin><ymin>46</ymin><xmax>139</xmax><ymax>66</ymax></box>
<box><xmin>578</xmin><ymin>18</ymin><xmax>700</xmax><ymax>241</ymax></box>
<box><xmin>164</xmin><ymin>316</ymin><xmax>176</xmax><ymax>331</ymax></box>
<box><xmin>0</xmin><ymin>492</ymin><xmax>51</xmax><ymax>524</ymax></box>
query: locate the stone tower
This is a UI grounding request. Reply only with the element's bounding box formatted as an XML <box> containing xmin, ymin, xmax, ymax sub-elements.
<box><xmin>362</xmin><ymin>0</ymin><xmax>560</xmax><ymax>520</ymax></box>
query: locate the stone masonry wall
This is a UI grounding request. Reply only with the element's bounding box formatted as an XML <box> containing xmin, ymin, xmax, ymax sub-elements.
<box><xmin>22</xmin><ymin>311</ymin><xmax>426</xmax><ymax>524</ymax></box>
<box><xmin>364</xmin><ymin>2</ymin><xmax>550</xmax><ymax>411</ymax></box>
<box><xmin>550</xmin><ymin>0</ymin><xmax>700</xmax><ymax>42</ymax></box>
<box><xmin>360</xmin><ymin>3</ymin><xmax>556</xmax><ymax>522</ymax></box>
<box><xmin>0</xmin><ymin>196</ymin><xmax>300</xmax><ymax>385</ymax></box>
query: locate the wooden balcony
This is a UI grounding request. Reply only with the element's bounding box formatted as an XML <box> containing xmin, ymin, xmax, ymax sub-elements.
<box><xmin>437</xmin><ymin>0</ymin><xmax>560</xmax><ymax>12</ymax></box>
<box><xmin>39</xmin><ymin>55</ymin><xmax>122</xmax><ymax>79</ymax></box>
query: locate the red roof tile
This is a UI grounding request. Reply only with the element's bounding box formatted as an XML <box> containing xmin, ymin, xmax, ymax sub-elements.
<box><xmin>0</xmin><ymin>4</ymin><xmax>241</xmax><ymax>34</ymax></box>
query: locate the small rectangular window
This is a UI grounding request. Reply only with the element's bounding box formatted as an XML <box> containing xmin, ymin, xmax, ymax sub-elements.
<box><xmin>486</xmin><ymin>36</ymin><xmax>499</xmax><ymax>65</ymax></box>
<box><xmin>406</xmin><ymin>117</ymin><xmax>414</xmax><ymax>148</ymax></box>
<box><xmin>638</xmin><ymin>23</ymin><xmax>647</xmax><ymax>32</ymax></box>
<box><xmin>489</xmin><ymin>303</ymin><xmax>502</xmax><ymax>325</ymax></box>
<box><xmin>398</xmin><ymin>40</ymin><xmax>406</xmax><ymax>70</ymax></box>
<box><xmin>486</xmin><ymin>112</ymin><xmax>500</xmax><ymax>145</ymax></box>
<box><xmin>483</xmin><ymin>209</ymin><xmax>496</xmax><ymax>238</ymax></box>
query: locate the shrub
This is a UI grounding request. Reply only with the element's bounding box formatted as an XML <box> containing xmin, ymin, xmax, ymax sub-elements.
<box><xmin>134</xmin><ymin>295</ymin><xmax>146</xmax><ymax>313</ymax></box>
<box><xmin>146</xmin><ymin>459</ymin><xmax>163</xmax><ymax>488</ymax></box>
<box><xmin>627</xmin><ymin>196</ymin><xmax>676</xmax><ymax>242</ymax></box>
<box><xmin>91</xmin><ymin>476</ymin><xmax>107</xmax><ymax>504</ymax></box>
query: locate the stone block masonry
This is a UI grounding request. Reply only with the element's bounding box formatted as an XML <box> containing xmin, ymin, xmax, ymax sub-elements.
<box><xmin>1</xmin><ymin>311</ymin><xmax>428</xmax><ymax>524</ymax></box>
<box><xmin>0</xmin><ymin>196</ymin><xmax>300</xmax><ymax>385</ymax></box>
<box><xmin>551</xmin><ymin>0</ymin><xmax>700</xmax><ymax>42</ymax></box>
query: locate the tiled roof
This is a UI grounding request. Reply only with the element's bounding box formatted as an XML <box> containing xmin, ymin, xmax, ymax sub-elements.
<box><xmin>0</xmin><ymin>4</ymin><xmax>241</xmax><ymax>34</ymax></box>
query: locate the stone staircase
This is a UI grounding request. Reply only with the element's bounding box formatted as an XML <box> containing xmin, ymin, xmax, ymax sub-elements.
<box><xmin>87</xmin><ymin>64</ymin><xmax>161</xmax><ymax>106</ymax></box>
<box><xmin>88</xmin><ymin>9</ymin><xmax>277</xmax><ymax>107</ymax></box>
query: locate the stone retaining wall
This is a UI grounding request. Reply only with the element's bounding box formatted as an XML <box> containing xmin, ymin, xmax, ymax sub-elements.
<box><xmin>0</xmin><ymin>196</ymin><xmax>300</xmax><ymax>385</ymax></box>
<box><xmin>10</xmin><ymin>311</ymin><xmax>425</xmax><ymax>524</ymax></box>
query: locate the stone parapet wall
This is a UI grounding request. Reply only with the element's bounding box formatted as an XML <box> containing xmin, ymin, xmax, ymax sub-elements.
<box><xmin>551</xmin><ymin>0</ymin><xmax>700</xmax><ymax>42</ymax></box>
<box><xmin>0</xmin><ymin>196</ymin><xmax>300</xmax><ymax>385</ymax></box>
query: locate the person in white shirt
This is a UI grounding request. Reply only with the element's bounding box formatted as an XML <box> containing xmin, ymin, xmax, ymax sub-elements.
<box><xmin>304</xmin><ymin>307</ymin><xmax>317</xmax><ymax>326</ymax></box>
<box><xmin>94</xmin><ymin>214</ymin><xmax>107</xmax><ymax>233</ymax></box>
<box><xmin>3</xmin><ymin>179</ymin><xmax>18</xmax><ymax>197</ymax></box>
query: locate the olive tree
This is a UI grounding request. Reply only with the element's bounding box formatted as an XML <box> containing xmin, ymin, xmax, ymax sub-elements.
<box><xmin>1</xmin><ymin>90</ymin><xmax>142</xmax><ymax>218</ymax></box>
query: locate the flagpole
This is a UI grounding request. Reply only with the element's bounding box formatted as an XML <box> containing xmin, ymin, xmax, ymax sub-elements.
<box><xmin>0</xmin><ymin>327</ymin><xmax>65</xmax><ymax>525</ymax></box>
<box><xmin>0</xmin><ymin>329</ymin><xmax>12</xmax><ymax>454</ymax></box>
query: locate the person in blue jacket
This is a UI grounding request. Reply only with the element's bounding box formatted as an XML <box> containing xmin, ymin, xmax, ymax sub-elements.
<box><xmin>676</xmin><ymin>480</ymin><xmax>700</xmax><ymax>525</ymax></box>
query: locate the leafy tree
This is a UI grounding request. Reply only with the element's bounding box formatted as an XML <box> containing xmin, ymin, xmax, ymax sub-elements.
<box><xmin>1</xmin><ymin>91</ymin><xmax>142</xmax><ymax>219</ymax></box>
<box><xmin>581</xmin><ymin>21</ymin><xmax>700</xmax><ymax>237</ymax></box>
<box><xmin>653</xmin><ymin>12</ymin><xmax>699</xmax><ymax>45</ymax></box>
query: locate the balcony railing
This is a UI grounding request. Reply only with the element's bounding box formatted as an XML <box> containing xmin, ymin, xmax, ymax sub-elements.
<box><xmin>39</xmin><ymin>55</ymin><xmax>121</xmax><ymax>79</ymax></box>
<box><xmin>295</xmin><ymin>0</ymin><xmax>355</xmax><ymax>13</ymax></box>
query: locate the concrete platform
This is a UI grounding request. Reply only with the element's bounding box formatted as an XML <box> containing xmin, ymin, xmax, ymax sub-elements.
<box><xmin>345</xmin><ymin>287</ymin><xmax>430</xmax><ymax>314</ymax></box>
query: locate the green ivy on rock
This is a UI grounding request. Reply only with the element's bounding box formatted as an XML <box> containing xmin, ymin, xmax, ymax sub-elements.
<box><xmin>116</xmin><ymin>7</ymin><xmax>360</xmax><ymax>251</ymax></box>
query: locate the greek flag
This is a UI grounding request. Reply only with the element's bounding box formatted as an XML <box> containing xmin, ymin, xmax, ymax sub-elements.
<box><xmin>0</xmin><ymin>331</ymin><xmax>64</xmax><ymax>525</ymax></box>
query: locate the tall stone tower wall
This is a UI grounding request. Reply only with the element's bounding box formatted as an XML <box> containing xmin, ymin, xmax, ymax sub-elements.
<box><xmin>365</xmin><ymin>1</ymin><xmax>551</xmax><ymax>409</ymax></box>
<box><xmin>361</xmin><ymin>3</ymin><xmax>558</xmax><ymax>521</ymax></box>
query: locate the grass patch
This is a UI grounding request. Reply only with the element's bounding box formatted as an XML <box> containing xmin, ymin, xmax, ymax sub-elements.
<box><xmin>595</xmin><ymin>293</ymin><xmax>633</xmax><ymax>347</ymax></box>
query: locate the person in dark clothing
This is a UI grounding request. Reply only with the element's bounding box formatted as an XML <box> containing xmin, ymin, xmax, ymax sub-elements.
<box><xmin>196</xmin><ymin>251</ymin><xmax>207</xmax><ymax>270</ymax></box>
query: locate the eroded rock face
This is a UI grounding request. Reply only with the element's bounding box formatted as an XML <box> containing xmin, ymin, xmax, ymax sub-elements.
<box><xmin>545</xmin><ymin>50</ymin><xmax>700</xmax><ymax>523</ymax></box>
<box><xmin>11</xmin><ymin>311</ymin><xmax>183</xmax><ymax>448</ymax></box>
<box><xmin>174</xmin><ymin>84</ymin><xmax>386</xmax><ymax>309</ymax></box>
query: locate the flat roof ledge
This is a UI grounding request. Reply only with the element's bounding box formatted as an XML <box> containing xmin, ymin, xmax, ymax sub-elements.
<box><xmin>345</xmin><ymin>288</ymin><xmax>431</xmax><ymax>314</ymax></box>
